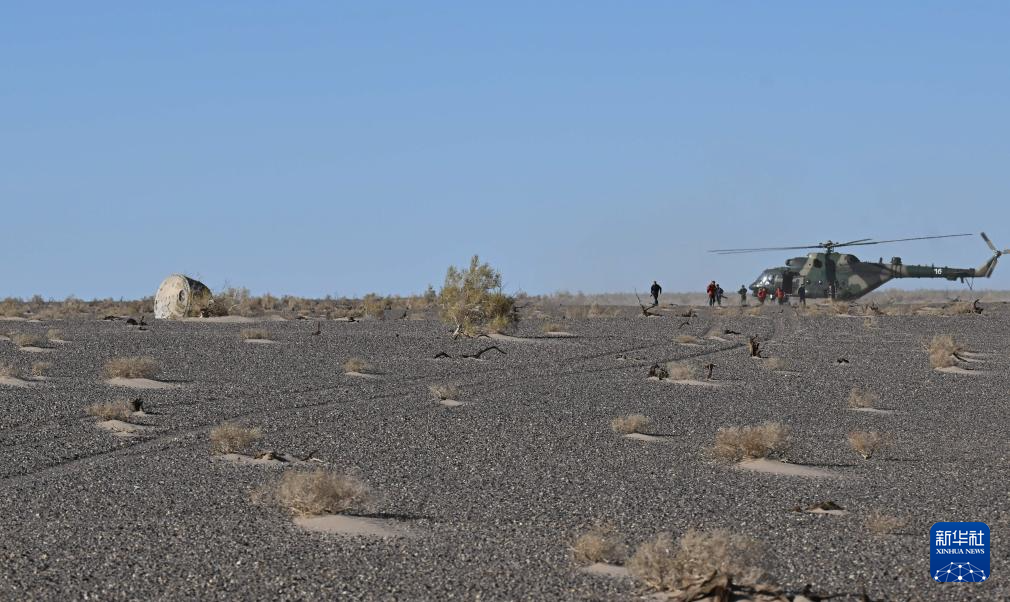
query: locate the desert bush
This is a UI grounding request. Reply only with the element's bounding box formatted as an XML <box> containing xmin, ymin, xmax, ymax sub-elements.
<box><xmin>763</xmin><ymin>357</ymin><xmax>788</xmax><ymax>371</ymax></box>
<box><xmin>611</xmin><ymin>414</ymin><xmax>652</xmax><ymax>435</ymax></box>
<box><xmin>565</xmin><ymin>305</ymin><xmax>589</xmax><ymax>320</ymax></box>
<box><xmin>438</xmin><ymin>255</ymin><xmax>517</xmax><ymax>337</ymax></box>
<box><xmin>104</xmin><ymin>356</ymin><xmax>159</xmax><ymax>379</ymax></box>
<box><xmin>675</xmin><ymin>335</ymin><xmax>701</xmax><ymax>345</ymax></box>
<box><xmin>46</xmin><ymin>329</ymin><xmax>63</xmax><ymax>341</ymax></box>
<box><xmin>848</xmin><ymin>431</ymin><xmax>886</xmax><ymax>459</ymax></box>
<box><xmin>0</xmin><ymin>364</ymin><xmax>23</xmax><ymax>379</ymax></box>
<box><xmin>429</xmin><ymin>383</ymin><xmax>459</xmax><ymax>401</ymax></box>
<box><xmin>276</xmin><ymin>469</ymin><xmax>370</xmax><ymax>516</ymax></box>
<box><xmin>31</xmin><ymin>361</ymin><xmax>52</xmax><ymax>377</ymax></box>
<box><xmin>343</xmin><ymin>357</ymin><xmax>375</xmax><ymax>374</ymax></box>
<box><xmin>928</xmin><ymin>335</ymin><xmax>961</xmax><ymax>368</ymax></box>
<box><xmin>847</xmin><ymin>387</ymin><xmax>879</xmax><ymax>409</ymax></box>
<box><xmin>665</xmin><ymin>363</ymin><xmax>696</xmax><ymax>381</ymax></box>
<box><xmin>866</xmin><ymin>511</ymin><xmax>906</xmax><ymax>535</ymax></box>
<box><xmin>240</xmin><ymin>328</ymin><xmax>269</xmax><ymax>340</ymax></box>
<box><xmin>572</xmin><ymin>524</ymin><xmax>627</xmax><ymax>565</ymax></box>
<box><xmin>713</xmin><ymin>422</ymin><xmax>790</xmax><ymax>461</ymax></box>
<box><xmin>86</xmin><ymin>399</ymin><xmax>135</xmax><ymax>422</ymax></box>
<box><xmin>209</xmin><ymin>422</ymin><xmax>263</xmax><ymax>454</ymax></box>
<box><xmin>361</xmin><ymin>293</ymin><xmax>388</xmax><ymax>319</ymax></box>
<box><xmin>11</xmin><ymin>333</ymin><xmax>45</xmax><ymax>348</ymax></box>
<box><xmin>627</xmin><ymin>529</ymin><xmax>764</xmax><ymax>593</ymax></box>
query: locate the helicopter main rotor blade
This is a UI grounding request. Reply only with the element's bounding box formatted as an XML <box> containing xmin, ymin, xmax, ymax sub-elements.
<box><xmin>708</xmin><ymin>245</ymin><xmax>822</xmax><ymax>254</ymax></box>
<box><xmin>834</xmin><ymin>238</ymin><xmax>873</xmax><ymax>246</ymax></box>
<box><xmin>837</xmin><ymin>233</ymin><xmax>973</xmax><ymax>248</ymax></box>
<box><xmin>981</xmin><ymin>232</ymin><xmax>998</xmax><ymax>253</ymax></box>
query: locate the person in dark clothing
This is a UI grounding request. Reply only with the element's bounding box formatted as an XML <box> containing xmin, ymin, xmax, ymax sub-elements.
<box><xmin>738</xmin><ymin>285</ymin><xmax>747</xmax><ymax>305</ymax></box>
<box><xmin>650</xmin><ymin>281</ymin><xmax>662</xmax><ymax>306</ymax></box>
<box><xmin>798</xmin><ymin>285</ymin><xmax>807</xmax><ymax>305</ymax></box>
<box><xmin>715</xmin><ymin>283</ymin><xmax>724</xmax><ymax>306</ymax></box>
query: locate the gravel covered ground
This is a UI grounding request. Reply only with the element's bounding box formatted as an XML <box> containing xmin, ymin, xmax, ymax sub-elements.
<box><xmin>0</xmin><ymin>304</ymin><xmax>1007</xmax><ymax>601</ymax></box>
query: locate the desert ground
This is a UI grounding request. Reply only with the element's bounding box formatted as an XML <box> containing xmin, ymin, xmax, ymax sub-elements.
<box><xmin>0</xmin><ymin>302</ymin><xmax>1007</xmax><ymax>600</ymax></box>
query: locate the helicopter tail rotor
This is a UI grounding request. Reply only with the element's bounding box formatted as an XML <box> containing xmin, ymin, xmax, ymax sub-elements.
<box><xmin>976</xmin><ymin>232</ymin><xmax>1009</xmax><ymax>277</ymax></box>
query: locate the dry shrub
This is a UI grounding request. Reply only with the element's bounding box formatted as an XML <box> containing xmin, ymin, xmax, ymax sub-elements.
<box><xmin>343</xmin><ymin>357</ymin><xmax>375</xmax><ymax>374</ymax></box>
<box><xmin>46</xmin><ymin>329</ymin><xmax>63</xmax><ymax>341</ymax></box>
<box><xmin>928</xmin><ymin>335</ymin><xmax>961</xmax><ymax>369</ymax></box>
<box><xmin>627</xmin><ymin>529</ymin><xmax>764</xmax><ymax>593</ymax></box>
<box><xmin>11</xmin><ymin>333</ymin><xmax>45</xmax><ymax>348</ymax></box>
<box><xmin>945</xmin><ymin>301</ymin><xmax>977</xmax><ymax>316</ymax></box>
<box><xmin>713</xmin><ymin>422</ymin><xmax>790</xmax><ymax>461</ymax></box>
<box><xmin>210</xmin><ymin>422</ymin><xmax>263</xmax><ymax>454</ymax></box>
<box><xmin>429</xmin><ymin>383</ymin><xmax>459</xmax><ymax>400</ymax></box>
<box><xmin>565</xmin><ymin>305</ymin><xmax>589</xmax><ymax>320</ymax></box>
<box><xmin>542</xmin><ymin>323</ymin><xmax>565</xmax><ymax>333</ymax></box>
<box><xmin>611</xmin><ymin>414</ymin><xmax>652</xmax><ymax>435</ymax></box>
<box><xmin>665</xmin><ymin>363</ymin><xmax>696</xmax><ymax>381</ymax></box>
<box><xmin>276</xmin><ymin>469</ymin><xmax>370</xmax><ymax>516</ymax></box>
<box><xmin>847</xmin><ymin>387</ymin><xmax>879</xmax><ymax>409</ymax></box>
<box><xmin>86</xmin><ymin>399</ymin><xmax>134</xmax><ymax>421</ymax></box>
<box><xmin>361</xmin><ymin>293</ymin><xmax>388</xmax><ymax>319</ymax></box>
<box><xmin>830</xmin><ymin>303</ymin><xmax>852</xmax><ymax>316</ymax></box>
<box><xmin>848</xmin><ymin>431</ymin><xmax>886</xmax><ymax>459</ymax></box>
<box><xmin>0</xmin><ymin>364</ymin><xmax>22</xmax><ymax>379</ymax></box>
<box><xmin>104</xmin><ymin>356</ymin><xmax>159</xmax><ymax>379</ymax></box>
<box><xmin>31</xmin><ymin>361</ymin><xmax>52</xmax><ymax>377</ymax></box>
<box><xmin>439</xmin><ymin>255</ymin><xmax>517</xmax><ymax>337</ymax></box>
<box><xmin>675</xmin><ymin>335</ymin><xmax>701</xmax><ymax>344</ymax></box>
<box><xmin>865</xmin><ymin>511</ymin><xmax>906</xmax><ymax>535</ymax></box>
<box><xmin>240</xmin><ymin>328</ymin><xmax>269</xmax><ymax>340</ymax></box>
<box><xmin>572</xmin><ymin>524</ymin><xmax>627</xmax><ymax>565</ymax></box>
<box><xmin>763</xmin><ymin>357</ymin><xmax>787</xmax><ymax>371</ymax></box>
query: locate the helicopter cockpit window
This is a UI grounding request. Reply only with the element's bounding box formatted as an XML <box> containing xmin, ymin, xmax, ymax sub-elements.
<box><xmin>812</xmin><ymin>259</ymin><xmax>822</xmax><ymax>268</ymax></box>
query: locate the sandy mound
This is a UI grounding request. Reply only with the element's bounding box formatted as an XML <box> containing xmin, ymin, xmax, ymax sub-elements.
<box><xmin>18</xmin><ymin>346</ymin><xmax>52</xmax><ymax>353</ymax></box>
<box><xmin>736</xmin><ymin>459</ymin><xmax>840</xmax><ymax>478</ymax></box>
<box><xmin>105</xmin><ymin>377</ymin><xmax>180</xmax><ymax>389</ymax></box>
<box><xmin>183</xmin><ymin>316</ymin><xmax>258</xmax><ymax>323</ymax></box>
<box><xmin>214</xmin><ymin>452</ymin><xmax>302</xmax><ymax>467</ymax></box>
<box><xmin>0</xmin><ymin>317</ymin><xmax>28</xmax><ymax>322</ymax></box>
<box><xmin>345</xmin><ymin>371</ymin><xmax>380</xmax><ymax>379</ymax></box>
<box><xmin>488</xmin><ymin>333</ymin><xmax>532</xmax><ymax>343</ymax></box>
<box><xmin>243</xmin><ymin>339</ymin><xmax>277</xmax><ymax>345</ymax></box>
<box><xmin>543</xmin><ymin>331</ymin><xmax>577</xmax><ymax>338</ymax></box>
<box><xmin>294</xmin><ymin>514</ymin><xmax>410</xmax><ymax>538</ymax></box>
<box><xmin>580</xmin><ymin>563</ymin><xmax>630</xmax><ymax>578</ymax></box>
<box><xmin>438</xmin><ymin>399</ymin><xmax>464</xmax><ymax>407</ymax></box>
<box><xmin>624</xmin><ymin>433</ymin><xmax>671</xmax><ymax>443</ymax></box>
<box><xmin>850</xmin><ymin>408</ymin><xmax>898</xmax><ymax>415</ymax></box>
<box><xmin>646</xmin><ymin>376</ymin><xmax>722</xmax><ymax>387</ymax></box>
<box><xmin>96</xmin><ymin>420</ymin><xmax>152</xmax><ymax>438</ymax></box>
<box><xmin>935</xmin><ymin>366</ymin><xmax>982</xmax><ymax>375</ymax></box>
<box><xmin>0</xmin><ymin>376</ymin><xmax>30</xmax><ymax>387</ymax></box>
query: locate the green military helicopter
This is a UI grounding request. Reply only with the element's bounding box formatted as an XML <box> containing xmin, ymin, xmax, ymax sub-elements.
<box><xmin>710</xmin><ymin>232</ymin><xmax>1007</xmax><ymax>301</ymax></box>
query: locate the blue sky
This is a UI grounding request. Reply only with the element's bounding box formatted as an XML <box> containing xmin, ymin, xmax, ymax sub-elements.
<box><xmin>2</xmin><ymin>2</ymin><xmax>1008</xmax><ymax>299</ymax></box>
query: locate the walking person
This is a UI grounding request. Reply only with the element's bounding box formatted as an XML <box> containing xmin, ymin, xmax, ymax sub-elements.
<box><xmin>738</xmin><ymin>285</ymin><xmax>748</xmax><ymax>305</ymax></box>
<box><xmin>706</xmin><ymin>281</ymin><xmax>717</xmax><ymax>306</ymax></box>
<box><xmin>715</xmin><ymin>283</ymin><xmax>724</xmax><ymax>306</ymax></box>
<box><xmin>757</xmin><ymin>287</ymin><xmax>767</xmax><ymax>305</ymax></box>
<box><xmin>797</xmin><ymin>284</ymin><xmax>806</xmax><ymax>306</ymax></box>
<box><xmin>650</xmin><ymin>280</ymin><xmax>662</xmax><ymax>307</ymax></box>
<box><xmin>775</xmin><ymin>286</ymin><xmax>785</xmax><ymax>305</ymax></box>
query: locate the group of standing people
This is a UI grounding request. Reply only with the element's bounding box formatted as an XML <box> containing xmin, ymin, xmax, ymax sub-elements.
<box><xmin>705</xmin><ymin>281</ymin><xmax>725</xmax><ymax>306</ymax></box>
<box><xmin>647</xmin><ymin>279</ymin><xmax>808</xmax><ymax>308</ymax></box>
